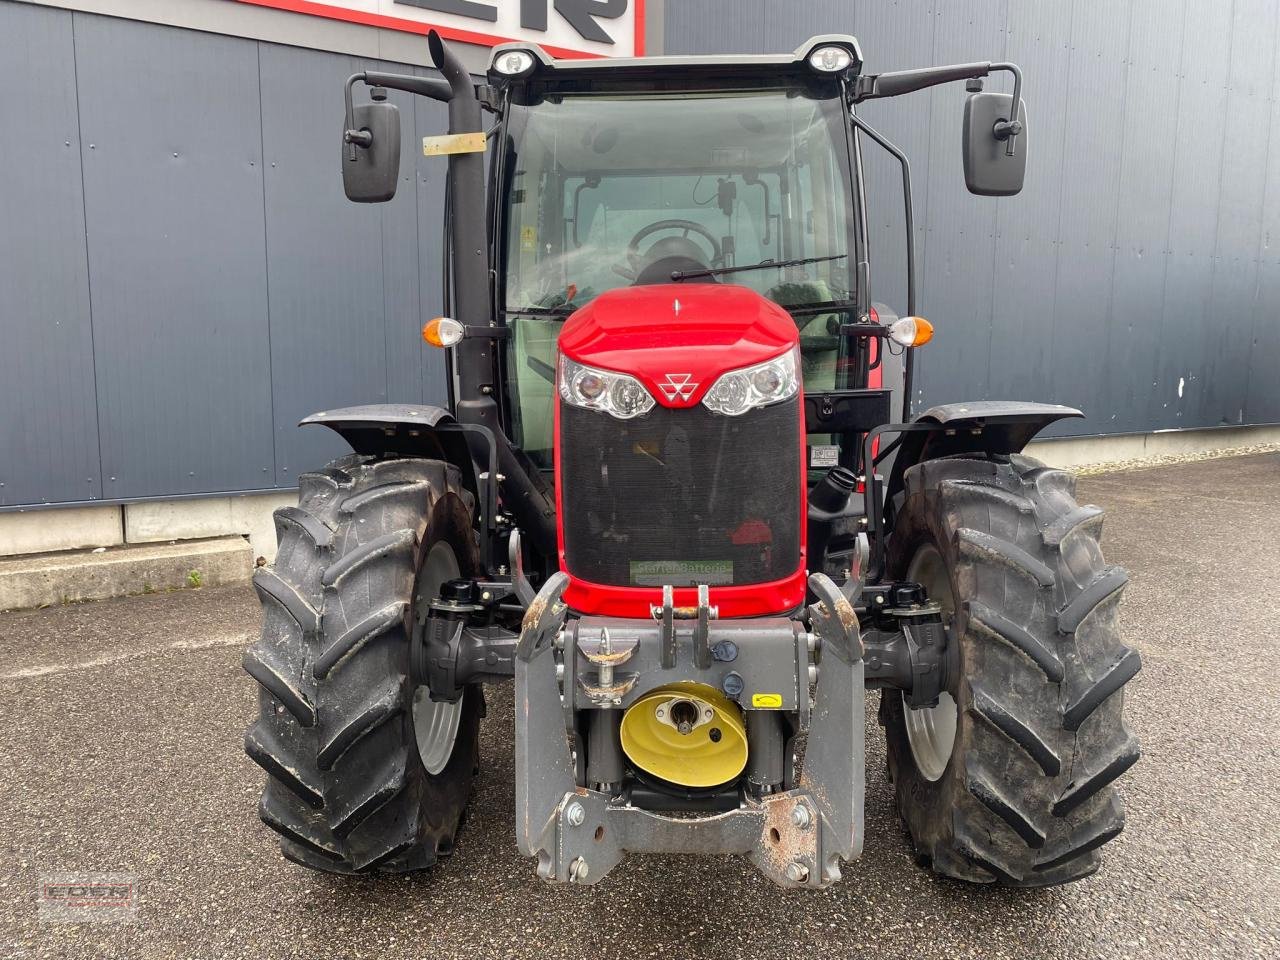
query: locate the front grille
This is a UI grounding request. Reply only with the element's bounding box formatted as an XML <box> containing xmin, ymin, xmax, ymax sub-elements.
<box><xmin>560</xmin><ymin>396</ymin><xmax>802</xmax><ymax>588</ymax></box>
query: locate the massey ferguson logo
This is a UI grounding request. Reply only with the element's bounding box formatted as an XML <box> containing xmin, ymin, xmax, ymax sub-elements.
<box><xmin>659</xmin><ymin>373</ymin><xmax>698</xmax><ymax>402</ymax></box>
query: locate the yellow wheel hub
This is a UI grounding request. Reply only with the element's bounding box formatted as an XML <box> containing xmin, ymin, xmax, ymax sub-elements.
<box><xmin>619</xmin><ymin>682</ymin><xmax>748</xmax><ymax>788</ymax></box>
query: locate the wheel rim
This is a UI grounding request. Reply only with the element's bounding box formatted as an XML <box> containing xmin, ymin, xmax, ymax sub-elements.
<box><xmin>902</xmin><ymin>544</ymin><xmax>958</xmax><ymax>782</ymax></box>
<box><xmin>412</xmin><ymin>540</ymin><xmax>464</xmax><ymax>776</ymax></box>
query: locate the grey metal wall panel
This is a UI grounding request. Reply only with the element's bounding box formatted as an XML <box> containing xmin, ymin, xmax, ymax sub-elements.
<box><xmin>0</xmin><ymin>3</ymin><xmax>100</xmax><ymax>506</ymax></box>
<box><xmin>259</xmin><ymin>49</ymin><xmax>450</xmax><ymax>484</ymax></box>
<box><xmin>1248</xmin><ymin>59</ymin><xmax>1280</xmax><ymax>424</ymax></box>
<box><xmin>74</xmin><ymin>14</ymin><xmax>276</xmax><ymax>498</ymax></box>
<box><xmin>1103</xmin><ymin>0</ymin><xmax>1184</xmax><ymax>433</ymax></box>
<box><xmin>989</xmin><ymin>1</ymin><xmax>1074</xmax><ymax>414</ymax></box>
<box><xmin>1045</xmin><ymin>0</ymin><xmax>1130</xmax><ymax>434</ymax></box>
<box><xmin>914</xmin><ymin>0</ymin><xmax>1007</xmax><ymax>413</ymax></box>
<box><xmin>0</xmin><ymin>7</ymin><xmax>456</xmax><ymax>509</ymax></box>
<box><xmin>261</xmin><ymin>45</ymin><xmax>400</xmax><ymax>483</ymax></box>
<box><xmin>665</xmin><ymin>0</ymin><xmax>1280</xmax><ymax>437</ymax></box>
<box><xmin>1203</xmin><ymin>0</ymin><xmax>1277</xmax><ymax>428</ymax></box>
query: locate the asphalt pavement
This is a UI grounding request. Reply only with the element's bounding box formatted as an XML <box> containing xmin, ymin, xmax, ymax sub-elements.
<box><xmin>1</xmin><ymin>453</ymin><xmax>1277</xmax><ymax>960</ymax></box>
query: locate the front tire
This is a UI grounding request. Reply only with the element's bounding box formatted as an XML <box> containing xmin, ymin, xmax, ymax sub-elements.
<box><xmin>881</xmin><ymin>453</ymin><xmax>1141</xmax><ymax>886</ymax></box>
<box><xmin>243</xmin><ymin>455</ymin><xmax>481</xmax><ymax>873</ymax></box>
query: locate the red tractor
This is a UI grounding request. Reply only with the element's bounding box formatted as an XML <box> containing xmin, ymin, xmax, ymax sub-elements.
<box><xmin>244</xmin><ymin>32</ymin><xmax>1140</xmax><ymax>888</ymax></box>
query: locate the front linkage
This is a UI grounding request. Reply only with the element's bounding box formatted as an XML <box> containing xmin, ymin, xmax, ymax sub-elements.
<box><xmin>515</xmin><ymin>571</ymin><xmax>863</xmax><ymax>888</ymax></box>
<box><xmin>415</xmin><ymin>557</ymin><xmax>952</xmax><ymax>887</ymax></box>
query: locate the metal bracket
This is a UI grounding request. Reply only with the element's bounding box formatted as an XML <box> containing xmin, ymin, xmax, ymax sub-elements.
<box><xmin>516</xmin><ymin>571</ymin><xmax>569</xmax><ymax>663</ymax></box>
<box><xmin>807</xmin><ymin>573</ymin><xmax>864</xmax><ymax>663</ymax></box>
<box><xmin>548</xmin><ymin>787</ymin><xmax>834</xmax><ymax>888</ymax></box>
<box><xmin>507</xmin><ymin>529</ymin><xmax>536</xmax><ymax>606</ymax></box>
<box><xmin>654</xmin><ymin>584</ymin><xmax>676</xmax><ymax>669</ymax></box>
<box><xmin>515</xmin><ymin>572</ymin><xmax>574</xmax><ymax>877</ymax></box>
<box><xmin>801</xmin><ymin>572</ymin><xmax>865</xmax><ymax>883</ymax></box>
<box><xmin>576</xmin><ymin>626</ymin><xmax>640</xmax><ymax>706</ymax></box>
<box><xmin>693</xmin><ymin>583</ymin><xmax>713</xmax><ymax>669</ymax></box>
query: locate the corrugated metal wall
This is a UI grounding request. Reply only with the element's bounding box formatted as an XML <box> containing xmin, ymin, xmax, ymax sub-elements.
<box><xmin>0</xmin><ymin>2</ymin><xmax>448</xmax><ymax>508</ymax></box>
<box><xmin>664</xmin><ymin>0</ymin><xmax>1280</xmax><ymax>437</ymax></box>
<box><xmin>3</xmin><ymin>1</ymin><xmax>1278</xmax><ymax>510</ymax></box>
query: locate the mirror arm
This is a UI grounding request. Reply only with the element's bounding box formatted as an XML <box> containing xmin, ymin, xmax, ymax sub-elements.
<box><xmin>362</xmin><ymin>70</ymin><xmax>454</xmax><ymax>102</ymax></box>
<box><xmin>854</xmin><ymin>60</ymin><xmax>1025</xmax><ymax>159</ymax></box>
<box><xmin>849</xmin><ymin>112</ymin><xmax>917</xmax><ymax>422</ymax></box>
<box><xmin>988</xmin><ymin>62</ymin><xmax>1024</xmax><ymax>157</ymax></box>
<box><xmin>854</xmin><ymin>61</ymin><xmax>993</xmax><ymax>102</ymax></box>
<box><xmin>343</xmin><ymin>73</ymin><xmax>363</xmax><ymax>162</ymax></box>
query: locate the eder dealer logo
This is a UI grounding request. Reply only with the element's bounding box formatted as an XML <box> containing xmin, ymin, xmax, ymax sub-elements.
<box><xmin>38</xmin><ymin>874</ymin><xmax>138</xmax><ymax>924</ymax></box>
<box><xmin>236</xmin><ymin>0</ymin><xmax>643</xmax><ymax>57</ymax></box>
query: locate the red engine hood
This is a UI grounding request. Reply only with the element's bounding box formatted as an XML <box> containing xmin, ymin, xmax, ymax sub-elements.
<box><xmin>557</xmin><ymin>284</ymin><xmax>798</xmax><ymax>408</ymax></box>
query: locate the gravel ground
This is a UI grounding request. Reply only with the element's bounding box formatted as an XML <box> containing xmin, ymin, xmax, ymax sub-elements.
<box><xmin>1070</xmin><ymin>441</ymin><xmax>1280</xmax><ymax>477</ymax></box>
<box><xmin>0</xmin><ymin>453</ymin><xmax>1277</xmax><ymax>960</ymax></box>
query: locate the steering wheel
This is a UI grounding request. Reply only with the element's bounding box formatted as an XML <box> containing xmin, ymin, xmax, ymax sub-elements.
<box><xmin>615</xmin><ymin>219</ymin><xmax>724</xmax><ymax>281</ymax></box>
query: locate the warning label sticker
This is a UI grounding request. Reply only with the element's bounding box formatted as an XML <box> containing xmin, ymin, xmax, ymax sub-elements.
<box><xmin>809</xmin><ymin>445</ymin><xmax>839</xmax><ymax>468</ymax></box>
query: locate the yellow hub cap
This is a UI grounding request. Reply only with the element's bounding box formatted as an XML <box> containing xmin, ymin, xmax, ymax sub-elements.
<box><xmin>619</xmin><ymin>682</ymin><xmax>748</xmax><ymax>788</ymax></box>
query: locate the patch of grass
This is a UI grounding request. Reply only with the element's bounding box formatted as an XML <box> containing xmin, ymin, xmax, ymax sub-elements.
<box><xmin>141</xmin><ymin>583</ymin><xmax>155</xmax><ymax>595</ymax></box>
<box><xmin>186</xmin><ymin>570</ymin><xmax>203</xmax><ymax>589</ymax></box>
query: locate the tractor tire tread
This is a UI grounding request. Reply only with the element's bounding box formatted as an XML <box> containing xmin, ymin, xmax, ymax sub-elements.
<box><xmin>243</xmin><ymin>455</ymin><xmax>479</xmax><ymax>874</ymax></box>
<box><xmin>883</xmin><ymin>453</ymin><xmax>1140</xmax><ymax>886</ymax></box>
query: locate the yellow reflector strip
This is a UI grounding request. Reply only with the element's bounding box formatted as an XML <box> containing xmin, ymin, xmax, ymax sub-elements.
<box><xmin>423</xmin><ymin>132</ymin><xmax>487</xmax><ymax>157</ymax></box>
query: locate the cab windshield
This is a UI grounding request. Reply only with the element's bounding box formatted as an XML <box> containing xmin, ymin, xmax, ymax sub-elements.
<box><xmin>499</xmin><ymin>89</ymin><xmax>857</xmax><ymax>466</ymax></box>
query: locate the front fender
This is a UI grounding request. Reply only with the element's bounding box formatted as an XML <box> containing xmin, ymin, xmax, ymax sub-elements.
<box><xmin>301</xmin><ymin>403</ymin><xmax>479</xmax><ymax>494</ymax></box>
<box><xmin>301</xmin><ymin>403</ymin><xmax>456</xmax><ymax>455</ymax></box>
<box><xmin>882</xmin><ymin>400</ymin><xmax>1082</xmax><ymax>523</ymax></box>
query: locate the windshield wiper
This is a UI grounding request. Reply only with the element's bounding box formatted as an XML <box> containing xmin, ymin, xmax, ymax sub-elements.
<box><xmin>505</xmin><ymin>305</ymin><xmax>576</xmax><ymax>318</ymax></box>
<box><xmin>670</xmin><ymin>253</ymin><xmax>847</xmax><ymax>283</ymax></box>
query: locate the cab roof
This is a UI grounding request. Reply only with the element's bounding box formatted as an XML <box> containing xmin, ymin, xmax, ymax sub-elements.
<box><xmin>486</xmin><ymin>35</ymin><xmax>863</xmax><ymax>88</ymax></box>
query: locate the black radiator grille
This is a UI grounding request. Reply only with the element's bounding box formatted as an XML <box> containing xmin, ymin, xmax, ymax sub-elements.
<box><xmin>560</xmin><ymin>396</ymin><xmax>802</xmax><ymax>588</ymax></box>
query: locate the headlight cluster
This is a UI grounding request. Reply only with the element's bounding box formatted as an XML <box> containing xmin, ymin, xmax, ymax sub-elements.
<box><xmin>701</xmin><ymin>348</ymin><xmax>799</xmax><ymax>416</ymax></box>
<box><xmin>559</xmin><ymin>355</ymin><xmax>655</xmax><ymax>419</ymax></box>
<box><xmin>559</xmin><ymin>348</ymin><xmax>798</xmax><ymax>420</ymax></box>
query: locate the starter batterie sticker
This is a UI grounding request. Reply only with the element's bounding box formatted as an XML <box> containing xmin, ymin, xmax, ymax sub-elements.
<box><xmin>630</xmin><ymin>560</ymin><xmax>733</xmax><ymax>586</ymax></box>
<box><xmin>809</xmin><ymin>445</ymin><xmax>839</xmax><ymax>468</ymax></box>
<box><xmin>751</xmin><ymin>693</ymin><xmax>784</xmax><ymax>708</ymax></box>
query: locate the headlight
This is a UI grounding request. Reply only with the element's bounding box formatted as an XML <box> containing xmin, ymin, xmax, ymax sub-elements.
<box><xmin>702</xmin><ymin>348</ymin><xmax>799</xmax><ymax>416</ymax></box>
<box><xmin>493</xmin><ymin>49</ymin><xmax>536</xmax><ymax>77</ymax></box>
<box><xmin>559</xmin><ymin>355</ymin><xmax>655</xmax><ymax>419</ymax></box>
<box><xmin>808</xmin><ymin>45</ymin><xmax>854</xmax><ymax>74</ymax></box>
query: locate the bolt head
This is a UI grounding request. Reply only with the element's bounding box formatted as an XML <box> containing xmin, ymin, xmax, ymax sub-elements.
<box><xmin>791</xmin><ymin>804</ymin><xmax>812</xmax><ymax>829</ymax></box>
<box><xmin>569</xmin><ymin>857</ymin><xmax>589</xmax><ymax>882</ymax></box>
<box><xmin>565</xmin><ymin>802</ymin><xmax>585</xmax><ymax>827</ymax></box>
<box><xmin>785</xmin><ymin>861</ymin><xmax>810</xmax><ymax>883</ymax></box>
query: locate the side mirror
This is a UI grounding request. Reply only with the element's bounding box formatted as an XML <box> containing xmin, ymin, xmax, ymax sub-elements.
<box><xmin>962</xmin><ymin>92</ymin><xmax>1027</xmax><ymax>196</ymax></box>
<box><xmin>342</xmin><ymin>100</ymin><xmax>401</xmax><ymax>203</ymax></box>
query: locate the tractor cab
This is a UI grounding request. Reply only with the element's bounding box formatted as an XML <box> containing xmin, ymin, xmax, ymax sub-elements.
<box><xmin>492</xmin><ymin>41</ymin><xmax>865</xmax><ymax>476</ymax></box>
<box><xmin>488</xmin><ymin>39</ymin><xmax>868</xmax><ymax>617</ymax></box>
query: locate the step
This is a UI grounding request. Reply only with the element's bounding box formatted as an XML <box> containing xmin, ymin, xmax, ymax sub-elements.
<box><xmin>0</xmin><ymin>536</ymin><xmax>254</xmax><ymax>612</ymax></box>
